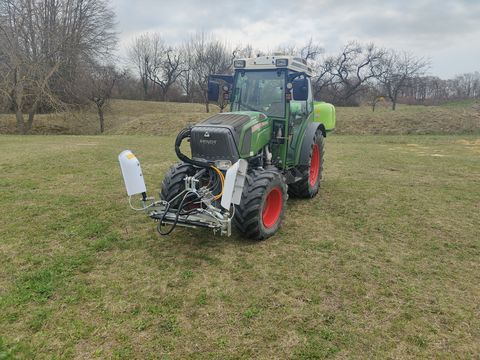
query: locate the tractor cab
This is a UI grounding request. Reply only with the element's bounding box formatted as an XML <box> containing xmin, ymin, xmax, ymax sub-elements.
<box><xmin>207</xmin><ymin>55</ymin><xmax>321</xmax><ymax>169</ymax></box>
<box><xmin>209</xmin><ymin>55</ymin><xmax>314</xmax><ymax>120</ymax></box>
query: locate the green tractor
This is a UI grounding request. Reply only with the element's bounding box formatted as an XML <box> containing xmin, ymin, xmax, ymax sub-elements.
<box><xmin>118</xmin><ymin>55</ymin><xmax>335</xmax><ymax>240</ymax></box>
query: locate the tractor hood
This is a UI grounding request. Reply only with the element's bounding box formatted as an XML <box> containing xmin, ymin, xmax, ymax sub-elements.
<box><xmin>190</xmin><ymin>111</ymin><xmax>272</xmax><ymax>163</ymax></box>
<box><xmin>199</xmin><ymin>111</ymin><xmax>268</xmax><ymax>131</ymax></box>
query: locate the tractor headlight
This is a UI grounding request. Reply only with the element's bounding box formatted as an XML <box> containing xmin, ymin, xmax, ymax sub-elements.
<box><xmin>275</xmin><ymin>58</ymin><xmax>288</xmax><ymax>67</ymax></box>
<box><xmin>234</xmin><ymin>60</ymin><xmax>246</xmax><ymax>68</ymax></box>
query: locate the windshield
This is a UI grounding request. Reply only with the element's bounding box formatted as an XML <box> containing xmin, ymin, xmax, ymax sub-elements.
<box><xmin>232</xmin><ymin>70</ymin><xmax>285</xmax><ymax>117</ymax></box>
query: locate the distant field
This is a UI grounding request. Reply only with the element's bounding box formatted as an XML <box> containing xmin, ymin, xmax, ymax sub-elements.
<box><xmin>0</xmin><ymin>99</ymin><xmax>479</xmax><ymax>136</ymax></box>
<box><xmin>0</xmin><ymin>134</ymin><xmax>479</xmax><ymax>358</ymax></box>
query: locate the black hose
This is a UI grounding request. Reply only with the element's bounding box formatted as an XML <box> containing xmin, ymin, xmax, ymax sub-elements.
<box><xmin>175</xmin><ymin>128</ymin><xmax>210</xmax><ymax>168</ymax></box>
<box><xmin>157</xmin><ymin>202</ymin><xmax>173</xmax><ymax>235</ymax></box>
<box><xmin>157</xmin><ymin>192</ymin><xmax>192</xmax><ymax>236</ymax></box>
<box><xmin>158</xmin><ymin>129</ymin><xmax>216</xmax><ymax>236</ymax></box>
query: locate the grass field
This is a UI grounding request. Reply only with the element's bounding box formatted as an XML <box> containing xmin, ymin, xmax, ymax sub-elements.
<box><xmin>0</xmin><ymin>133</ymin><xmax>479</xmax><ymax>359</ymax></box>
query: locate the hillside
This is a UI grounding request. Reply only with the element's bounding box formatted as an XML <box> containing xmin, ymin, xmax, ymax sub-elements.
<box><xmin>0</xmin><ymin>99</ymin><xmax>479</xmax><ymax>136</ymax></box>
<box><xmin>0</xmin><ymin>101</ymin><xmax>214</xmax><ymax>136</ymax></box>
<box><xmin>336</xmin><ymin>100</ymin><xmax>480</xmax><ymax>135</ymax></box>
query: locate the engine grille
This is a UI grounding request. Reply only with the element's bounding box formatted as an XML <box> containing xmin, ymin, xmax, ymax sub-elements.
<box><xmin>190</xmin><ymin>126</ymin><xmax>239</xmax><ymax>163</ymax></box>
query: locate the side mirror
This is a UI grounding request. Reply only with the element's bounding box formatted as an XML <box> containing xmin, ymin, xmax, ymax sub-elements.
<box><xmin>208</xmin><ymin>75</ymin><xmax>234</xmax><ymax>102</ymax></box>
<box><xmin>292</xmin><ymin>77</ymin><xmax>308</xmax><ymax>101</ymax></box>
<box><xmin>207</xmin><ymin>81</ymin><xmax>220</xmax><ymax>102</ymax></box>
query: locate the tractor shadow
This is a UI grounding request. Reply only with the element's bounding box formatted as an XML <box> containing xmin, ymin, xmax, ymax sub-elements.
<box><xmin>143</xmin><ymin>224</ymin><xmax>262</xmax><ymax>270</ymax></box>
<box><xmin>142</xmin><ymin>186</ymin><xmax>338</xmax><ymax>268</ymax></box>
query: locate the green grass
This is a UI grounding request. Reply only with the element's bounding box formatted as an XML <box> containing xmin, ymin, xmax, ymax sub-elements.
<box><xmin>0</xmin><ymin>134</ymin><xmax>479</xmax><ymax>359</ymax></box>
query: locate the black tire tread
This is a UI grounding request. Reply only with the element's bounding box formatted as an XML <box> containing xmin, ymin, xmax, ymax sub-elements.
<box><xmin>233</xmin><ymin>169</ymin><xmax>287</xmax><ymax>240</ymax></box>
<box><xmin>289</xmin><ymin>129</ymin><xmax>325</xmax><ymax>198</ymax></box>
<box><xmin>160</xmin><ymin>162</ymin><xmax>196</xmax><ymax>203</ymax></box>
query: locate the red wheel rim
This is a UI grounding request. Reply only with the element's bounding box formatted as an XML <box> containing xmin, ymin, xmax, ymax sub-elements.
<box><xmin>262</xmin><ymin>187</ymin><xmax>283</xmax><ymax>228</ymax></box>
<box><xmin>309</xmin><ymin>144</ymin><xmax>320</xmax><ymax>187</ymax></box>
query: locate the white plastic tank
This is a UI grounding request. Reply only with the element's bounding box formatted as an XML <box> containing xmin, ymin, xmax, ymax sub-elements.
<box><xmin>118</xmin><ymin>150</ymin><xmax>147</xmax><ymax>196</ymax></box>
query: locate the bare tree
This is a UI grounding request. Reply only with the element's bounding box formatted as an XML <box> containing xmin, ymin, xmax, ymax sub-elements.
<box><xmin>128</xmin><ymin>34</ymin><xmax>153</xmax><ymax>99</ymax></box>
<box><xmin>375</xmin><ymin>50</ymin><xmax>430</xmax><ymax>110</ymax></box>
<box><xmin>451</xmin><ymin>72</ymin><xmax>480</xmax><ymax>99</ymax></box>
<box><xmin>0</xmin><ymin>0</ymin><xmax>61</xmax><ymax>134</ymax></box>
<box><xmin>191</xmin><ymin>33</ymin><xmax>233</xmax><ymax>112</ymax></box>
<box><xmin>179</xmin><ymin>39</ymin><xmax>196</xmax><ymax>102</ymax></box>
<box><xmin>233</xmin><ymin>44</ymin><xmax>255</xmax><ymax>59</ymax></box>
<box><xmin>148</xmin><ymin>45</ymin><xmax>185</xmax><ymax>101</ymax></box>
<box><xmin>275</xmin><ymin>38</ymin><xmax>323</xmax><ymax>61</ymax></box>
<box><xmin>0</xmin><ymin>0</ymin><xmax>116</xmax><ymax>134</ymax></box>
<box><xmin>300</xmin><ymin>38</ymin><xmax>323</xmax><ymax>61</ymax></box>
<box><xmin>314</xmin><ymin>42</ymin><xmax>386</xmax><ymax>105</ymax></box>
<box><xmin>111</xmin><ymin>69</ymin><xmax>143</xmax><ymax>100</ymax></box>
<box><xmin>83</xmin><ymin>64</ymin><xmax>123</xmax><ymax>133</ymax></box>
<box><xmin>128</xmin><ymin>33</ymin><xmax>185</xmax><ymax>101</ymax></box>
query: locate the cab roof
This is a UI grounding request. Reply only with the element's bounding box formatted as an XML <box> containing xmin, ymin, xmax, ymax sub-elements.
<box><xmin>234</xmin><ymin>55</ymin><xmax>313</xmax><ymax>77</ymax></box>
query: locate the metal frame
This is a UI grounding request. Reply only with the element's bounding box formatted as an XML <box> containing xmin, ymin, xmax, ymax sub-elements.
<box><xmin>145</xmin><ymin>175</ymin><xmax>233</xmax><ymax>236</ymax></box>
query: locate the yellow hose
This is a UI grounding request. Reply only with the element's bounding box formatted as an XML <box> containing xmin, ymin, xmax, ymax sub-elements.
<box><xmin>211</xmin><ymin>166</ymin><xmax>225</xmax><ymax>200</ymax></box>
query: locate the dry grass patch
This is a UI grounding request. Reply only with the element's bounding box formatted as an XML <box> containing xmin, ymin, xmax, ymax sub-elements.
<box><xmin>335</xmin><ymin>100</ymin><xmax>480</xmax><ymax>135</ymax></box>
<box><xmin>0</xmin><ymin>100</ymin><xmax>218</xmax><ymax>135</ymax></box>
<box><xmin>1</xmin><ymin>99</ymin><xmax>479</xmax><ymax>136</ymax></box>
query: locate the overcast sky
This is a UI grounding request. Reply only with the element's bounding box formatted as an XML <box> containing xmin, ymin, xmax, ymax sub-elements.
<box><xmin>110</xmin><ymin>0</ymin><xmax>480</xmax><ymax>78</ymax></box>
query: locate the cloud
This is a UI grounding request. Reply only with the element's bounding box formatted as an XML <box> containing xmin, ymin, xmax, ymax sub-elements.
<box><xmin>110</xmin><ymin>0</ymin><xmax>480</xmax><ymax>78</ymax></box>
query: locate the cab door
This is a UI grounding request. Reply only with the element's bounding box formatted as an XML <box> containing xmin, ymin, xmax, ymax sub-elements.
<box><xmin>287</xmin><ymin>77</ymin><xmax>314</xmax><ymax>165</ymax></box>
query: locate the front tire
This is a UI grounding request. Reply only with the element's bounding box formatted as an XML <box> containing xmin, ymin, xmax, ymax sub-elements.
<box><xmin>160</xmin><ymin>162</ymin><xmax>197</xmax><ymax>206</ymax></box>
<box><xmin>233</xmin><ymin>170</ymin><xmax>287</xmax><ymax>240</ymax></box>
<box><xmin>289</xmin><ymin>129</ymin><xmax>325</xmax><ymax>198</ymax></box>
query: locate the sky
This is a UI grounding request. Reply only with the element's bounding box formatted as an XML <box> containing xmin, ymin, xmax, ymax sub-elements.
<box><xmin>110</xmin><ymin>0</ymin><xmax>480</xmax><ymax>78</ymax></box>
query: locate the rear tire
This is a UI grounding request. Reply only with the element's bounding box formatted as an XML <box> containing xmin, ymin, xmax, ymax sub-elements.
<box><xmin>160</xmin><ymin>162</ymin><xmax>197</xmax><ymax>206</ymax></box>
<box><xmin>289</xmin><ymin>129</ymin><xmax>325</xmax><ymax>198</ymax></box>
<box><xmin>233</xmin><ymin>170</ymin><xmax>287</xmax><ymax>240</ymax></box>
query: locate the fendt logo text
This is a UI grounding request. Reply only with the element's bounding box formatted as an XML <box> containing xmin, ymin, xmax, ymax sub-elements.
<box><xmin>199</xmin><ymin>139</ymin><xmax>217</xmax><ymax>145</ymax></box>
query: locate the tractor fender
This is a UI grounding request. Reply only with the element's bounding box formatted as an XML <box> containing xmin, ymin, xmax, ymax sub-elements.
<box><xmin>299</xmin><ymin>122</ymin><xmax>326</xmax><ymax>166</ymax></box>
